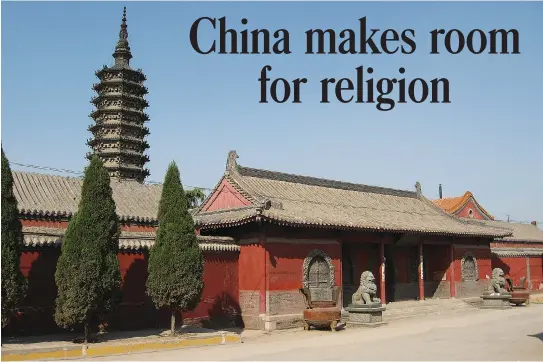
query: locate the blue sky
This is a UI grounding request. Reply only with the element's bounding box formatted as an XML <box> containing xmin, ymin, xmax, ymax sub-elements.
<box><xmin>2</xmin><ymin>2</ymin><xmax>542</xmax><ymax>223</ymax></box>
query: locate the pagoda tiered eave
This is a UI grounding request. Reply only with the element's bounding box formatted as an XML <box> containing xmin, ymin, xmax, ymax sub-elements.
<box><xmin>87</xmin><ymin>148</ymin><xmax>150</xmax><ymax>161</ymax></box>
<box><xmin>90</xmin><ymin>108</ymin><xmax>150</xmax><ymax>121</ymax></box>
<box><xmin>95</xmin><ymin>66</ymin><xmax>146</xmax><ymax>82</ymax></box>
<box><xmin>90</xmin><ymin>93</ymin><xmax>149</xmax><ymax>108</ymax></box>
<box><xmin>92</xmin><ymin>80</ymin><xmax>148</xmax><ymax>95</ymax></box>
<box><xmin>88</xmin><ymin>122</ymin><xmax>149</xmax><ymax>136</ymax></box>
<box><xmin>87</xmin><ymin>136</ymin><xmax>150</xmax><ymax>150</ymax></box>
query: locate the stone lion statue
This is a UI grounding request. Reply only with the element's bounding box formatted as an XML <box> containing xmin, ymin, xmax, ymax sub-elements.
<box><xmin>487</xmin><ymin>268</ymin><xmax>510</xmax><ymax>295</ymax></box>
<box><xmin>351</xmin><ymin>271</ymin><xmax>381</xmax><ymax>305</ymax></box>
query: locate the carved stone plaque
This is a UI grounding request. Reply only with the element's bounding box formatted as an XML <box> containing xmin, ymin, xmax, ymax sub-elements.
<box><xmin>304</xmin><ymin>252</ymin><xmax>334</xmax><ymax>302</ymax></box>
<box><xmin>462</xmin><ymin>254</ymin><xmax>478</xmax><ymax>282</ymax></box>
<box><xmin>308</xmin><ymin>257</ymin><xmax>329</xmax><ymax>288</ymax></box>
<box><xmin>302</xmin><ymin>249</ymin><xmax>335</xmax><ymax>290</ymax></box>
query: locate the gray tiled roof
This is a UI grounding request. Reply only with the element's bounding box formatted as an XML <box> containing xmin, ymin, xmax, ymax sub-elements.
<box><xmin>478</xmin><ymin>220</ymin><xmax>543</xmax><ymax>243</ymax></box>
<box><xmin>13</xmin><ymin>171</ymin><xmax>162</xmax><ymax>222</ymax></box>
<box><xmin>194</xmin><ymin>151</ymin><xmax>512</xmax><ymax>238</ymax></box>
<box><xmin>22</xmin><ymin>226</ymin><xmax>239</xmax><ymax>252</ymax></box>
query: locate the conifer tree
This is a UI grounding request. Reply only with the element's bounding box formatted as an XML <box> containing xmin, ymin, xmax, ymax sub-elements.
<box><xmin>147</xmin><ymin>162</ymin><xmax>204</xmax><ymax>335</ymax></box>
<box><xmin>54</xmin><ymin>156</ymin><xmax>121</xmax><ymax>342</ymax></box>
<box><xmin>1</xmin><ymin>148</ymin><xmax>26</xmax><ymax>328</ymax></box>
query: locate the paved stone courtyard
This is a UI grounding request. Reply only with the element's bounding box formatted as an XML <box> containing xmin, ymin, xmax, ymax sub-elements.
<box><xmin>90</xmin><ymin>304</ymin><xmax>543</xmax><ymax>361</ymax></box>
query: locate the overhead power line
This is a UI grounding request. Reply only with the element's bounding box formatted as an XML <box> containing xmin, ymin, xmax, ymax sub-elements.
<box><xmin>10</xmin><ymin>162</ymin><xmax>212</xmax><ymax>191</ymax></box>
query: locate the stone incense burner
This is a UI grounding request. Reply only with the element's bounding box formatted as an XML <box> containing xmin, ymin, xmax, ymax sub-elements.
<box><xmin>507</xmin><ymin>277</ymin><xmax>530</xmax><ymax>306</ymax></box>
<box><xmin>299</xmin><ymin>286</ymin><xmax>342</xmax><ymax>332</ymax></box>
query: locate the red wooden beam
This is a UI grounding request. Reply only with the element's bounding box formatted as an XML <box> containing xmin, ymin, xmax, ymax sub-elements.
<box><xmin>379</xmin><ymin>240</ymin><xmax>386</xmax><ymax>304</ymax></box>
<box><xmin>259</xmin><ymin>229</ymin><xmax>267</xmax><ymax>315</ymax></box>
<box><xmin>339</xmin><ymin>242</ymin><xmax>343</xmax><ymax>307</ymax></box>
<box><xmin>449</xmin><ymin>244</ymin><xmax>456</xmax><ymax>298</ymax></box>
<box><xmin>418</xmin><ymin>243</ymin><xmax>424</xmax><ymax>301</ymax></box>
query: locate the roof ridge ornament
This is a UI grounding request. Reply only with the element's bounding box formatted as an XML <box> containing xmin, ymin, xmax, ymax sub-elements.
<box><xmin>226</xmin><ymin>150</ymin><xmax>239</xmax><ymax>173</ymax></box>
<box><xmin>259</xmin><ymin>199</ymin><xmax>272</xmax><ymax>211</ymax></box>
<box><xmin>415</xmin><ymin>181</ymin><xmax>422</xmax><ymax>198</ymax></box>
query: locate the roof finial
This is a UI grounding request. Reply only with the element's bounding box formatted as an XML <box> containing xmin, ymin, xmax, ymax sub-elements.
<box><xmin>226</xmin><ymin>151</ymin><xmax>239</xmax><ymax>173</ymax></box>
<box><xmin>120</xmin><ymin>7</ymin><xmax>127</xmax><ymax>39</ymax></box>
<box><xmin>415</xmin><ymin>181</ymin><xmax>422</xmax><ymax>198</ymax></box>
<box><xmin>113</xmin><ymin>6</ymin><xmax>132</xmax><ymax>67</ymax></box>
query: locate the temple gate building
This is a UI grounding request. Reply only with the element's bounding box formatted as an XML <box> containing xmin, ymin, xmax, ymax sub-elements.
<box><xmin>192</xmin><ymin>151</ymin><xmax>513</xmax><ymax>330</ymax></box>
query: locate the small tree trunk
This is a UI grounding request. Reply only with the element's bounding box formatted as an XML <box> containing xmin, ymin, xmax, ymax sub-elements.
<box><xmin>84</xmin><ymin>322</ymin><xmax>89</xmax><ymax>344</ymax></box>
<box><xmin>170</xmin><ymin>310</ymin><xmax>176</xmax><ymax>336</ymax></box>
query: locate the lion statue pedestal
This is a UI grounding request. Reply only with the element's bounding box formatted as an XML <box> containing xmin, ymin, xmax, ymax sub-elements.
<box><xmin>344</xmin><ymin>271</ymin><xmax>387</xmax><ymax>327</ymax></box>
<box><xmin>481</xmin><ymin>268</ymin><xmax>512</xmax><ymax>309</ymax></box>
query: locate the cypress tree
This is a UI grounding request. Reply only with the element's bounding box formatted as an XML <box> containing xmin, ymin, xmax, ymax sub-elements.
<box><xmin>1</xmin><ymin>148</ymin><xmax>26</xmax><ymax>328</ymax></box>
<box><xmin>147</xmin><ymin>162</ymin><xmax>204</xmax><ymax>335</ymax></box>
<box><xmin>54</xmin><ymin>156</ymin><xmax>121</xmax><ymax>342</ymax></box>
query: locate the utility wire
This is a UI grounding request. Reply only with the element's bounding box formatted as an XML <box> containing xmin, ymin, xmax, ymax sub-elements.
<box><xmin>10</xmin><ymin>162</ymin><xmax>212</xmax><ymax>191</ymax></box>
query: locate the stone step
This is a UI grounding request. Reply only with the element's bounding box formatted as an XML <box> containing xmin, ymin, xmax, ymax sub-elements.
<box><xmin>385</xmin><ymin>303</ymin><xmax>472</xmax><ymax>315</ymax></box>
<box><xmin>385</xmin><ymin>309</ymin><xmax>471</xmax><ymax>322</ymax></box>
<box><xmin>342</xmin><ymin>298</ymin><xmax>477</xmax><ymax>323</ymax></box>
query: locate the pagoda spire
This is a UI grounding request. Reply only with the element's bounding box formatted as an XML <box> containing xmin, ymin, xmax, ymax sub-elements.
<box><xmin>87</xmin><ymin>7</ymin><xmax>150</xmax><ymax>183</ymax></box>
<box><xmin>113</xmin><ymin>7</ymin><xmax>132</xmax><ymax>67</ymax></box>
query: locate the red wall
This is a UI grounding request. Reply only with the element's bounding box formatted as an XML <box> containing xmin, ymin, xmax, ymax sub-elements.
<box><xmin>491</xmin><ymin>256</ymin><xmax>526</xmax><ymax>287</ymax></box>
<box><xmin>184</xmin><ymin>252</ymin><xmax>240</xmax><ymax>322</ymax></box>
<box><xmin>343</xmin><ymin>243</ymin><xmax>379</xmax><ymax>284</ymax></box>
<box><xmin>113</xmin><ymin>252</ymin><xmax>154</xmax><ymax>330</ymax></box>
<box><xmin>491</xmin><ymin>255</ymin><xmax>543</xmax><ymax>291</ymax></box>
<box><xmin>424</xmin><ymin>245</ymin><xmax>449</xmax><ymax>281</ymax></box>
<box><xmin>490</xmin><ymin>242</ymin><xmax>543</xmax><ymax>291</ymax></box>
<box><xmin>16</xmin><ymin>249</ymin><xmax>61</xmax><ymax>334</ymax></box>
<box><xmin>21</xmin><ymin>219</ymin><xmax>69</xmax><ymax>229</ymax></box>
<box><xmin>120</xmin><ymin>224</ymin><xmax>156</xmax><ymax>232</ymax></box>
<box><xmin>491</xmin><ymin>242</ymin><xmax>543</xmax><ymax>249</ymax></box>
<box><xmin>238</xmin><ymin>243</ymin><xmax>264</xmax><ymax>291</ymax></box>
<box><xmin>529</xmin><ymin>256</ymin><xmax>543</xmax><ymax>290</ymax></box>
<box><xmin>20</xmin><ymin>219</ymin><xmax>155</xmax><ymax>233</ymax></box>
<box><xmin>13</xmin><ymin>248</ymin><xmax>240</xmax><ymax>335</ymax></box>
